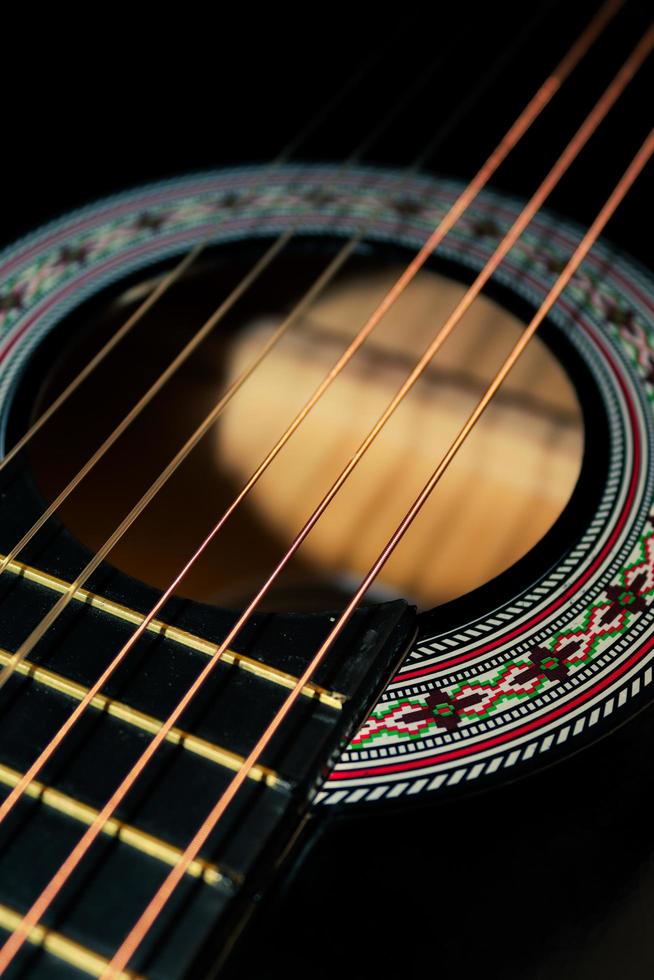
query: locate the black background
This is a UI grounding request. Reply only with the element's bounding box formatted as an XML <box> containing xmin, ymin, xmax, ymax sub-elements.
<box><xmin>1</xmin><ymin>0</ymin><xmax>652</xmax><ymax>271</ymax></box>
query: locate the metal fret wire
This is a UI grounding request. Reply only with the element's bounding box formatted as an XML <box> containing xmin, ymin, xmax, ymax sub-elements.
<box><xmin>0</xmin><ymin>902</ymin><xmax>139</xmax><ymax>980</ymax></box>
<box><xmin>0</xmin><ymin>3</ymin><xmax>628</xmax><ymax>971</ymax></box>
<box><xmin>0</xmin><ymin>645</ymin><xmax>281</xmax><ymax>783</ymax></box>
<box><xmin>0</xmin><ymin>761</ymin><xmax>224</xmax><ymax>885</ymax></box>
<box><xmin>0</xmin><ymin>552</ymin><xmax>344</xmax><ymax>704</ymax></box>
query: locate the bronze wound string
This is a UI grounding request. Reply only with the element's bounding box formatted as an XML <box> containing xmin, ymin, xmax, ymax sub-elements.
<box><xmin>0</xmin><ymin>0</ymin><xmax>589</xmax><ymax>692</ymax></box>
<box><xmin>103</xmin><ymin>125</ymin><xmax>654</xmax><ymax>980</ymax></box>
<box><xmin>0</xmin><ymin>10</ymin><xmax>639</xmax><ymax>970</ymax></box>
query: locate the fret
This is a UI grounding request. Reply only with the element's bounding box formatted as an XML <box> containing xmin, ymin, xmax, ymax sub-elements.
<box><xmin>0</xmin><ymin>899</ymin><xmax>143</xmax><ymax>978</ymax></box>
<box><xmin>1</xmin><ymin>554</ymin><xmax>345</xmax><ymax>710</ymax></box>
<box><xmin>0</xmin><ymin>647</ymin><xmax>280</xmax><ymax>786</ymax></box>
<box><xmin>0</xmin><ymin>760</ymin><xmax>223</xmax><ymax>885</ymax></box>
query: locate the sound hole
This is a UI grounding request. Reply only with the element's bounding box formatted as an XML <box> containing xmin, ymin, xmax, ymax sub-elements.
<box><xmin>25</xmin><ymin>245</ymin><xmax>584</xmax><ymax>611</ymax></box>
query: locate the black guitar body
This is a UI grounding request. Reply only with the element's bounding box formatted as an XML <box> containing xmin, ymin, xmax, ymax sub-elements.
<box><xmin>1</xmin><ymin>1</ymin><xmax>653</xmax><ymax>977</ymax></box>
<box><xmin>245</xmin><ymin>714</ymin><xmax>654</xmax><ymax>980</ymax></box>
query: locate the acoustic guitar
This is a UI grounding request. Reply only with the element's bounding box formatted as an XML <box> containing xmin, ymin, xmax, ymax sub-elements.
<box><xmin>0</xmin><ymin>1</ymin><xmax>652</xmax><ymax>977</ymax></box>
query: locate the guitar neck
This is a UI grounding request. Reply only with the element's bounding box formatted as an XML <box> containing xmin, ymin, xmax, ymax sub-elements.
<box><xmin>0</xmin><ymin>476</ymin><xmax>415</xmax><ymax>977</ymax></box>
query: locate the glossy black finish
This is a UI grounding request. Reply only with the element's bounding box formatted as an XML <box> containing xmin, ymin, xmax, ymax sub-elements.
<box><xmin>239</xmin><ymin>698</ymin><xmax>654</xmax><ymax>980</ymax></box>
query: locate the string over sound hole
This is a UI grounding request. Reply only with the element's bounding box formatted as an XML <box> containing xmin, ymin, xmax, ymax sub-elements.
<box><xmin>26</xmin><ymin>251</ymin><xmax>583</xmax><ymax>610</ymax></box>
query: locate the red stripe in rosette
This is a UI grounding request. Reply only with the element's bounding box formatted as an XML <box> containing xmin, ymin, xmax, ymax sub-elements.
<box><xmin>0</xmin><ymin>226</ymin><xmax>219</xmax><ymax>363</ymax></box>
<box><xmin>330</xmin><ymin>627</ymin><xmax>654</xmax><ymax>780</ymax></box>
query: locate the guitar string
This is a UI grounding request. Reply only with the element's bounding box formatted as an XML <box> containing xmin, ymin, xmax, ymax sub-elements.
<box><xmin>0</xmin><ymin>20</ymin><xmax>455</xmax><ymax>584</ymax></box>
<box><xmin>0</xmin><ymin>14</ymin><xmax>643</xmax><ymax>971</ymax></box>
<box><xmin>0</xmin><ymin>18</ymin><xmax>406</xmax><ymax>477</ymax></box>
<box><xmin>103</xmin><ymin>129</ymin><xmax>654</xmax><ymax>979</ymax></box>
<box><xmin>0</xmin><ymin>0</ymin><xmax>588</xmax><ymax>696</ymax></box>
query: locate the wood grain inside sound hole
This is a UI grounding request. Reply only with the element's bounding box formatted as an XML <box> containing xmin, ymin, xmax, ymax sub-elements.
<box><xmin>29</xmin><ymin>262</ymin><xmax>583</xmax><ymax>611</ymax></box>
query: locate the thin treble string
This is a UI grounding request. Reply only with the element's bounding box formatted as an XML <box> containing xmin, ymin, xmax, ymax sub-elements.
<box><xmin>103</xmin><ymin>129</ymin><xmax>654</xmax><ymax>980</ymax></box>
<box><xmin>0</xmin><ymin>22</ymin><xmax>404</xmax><ymax>477</ymax></box>
<box><xmin>0</xmin><ymin>241</ymin><xmax>205</xmax><ymax>477</ymax></box>
<box><xmin>0</xmin><ymin>8</ymin><xmax>629</xmax><ymax>967</ymax></box>
<box><xmin>272</xmin><ymin>22</ymin><xmax>417</xmax><ymax>162</ymax></box>
<box><xmin>0</xmin><ymin>36</ymin><xmax>451</xmax><ymax>589</ymax></box>
<box><xmin>0</xmin><ymin>0</ymin><xmax>570</xmax><ymax>693</ymax></box>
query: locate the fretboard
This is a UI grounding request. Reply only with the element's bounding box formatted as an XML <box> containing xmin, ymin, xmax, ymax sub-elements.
<box><xmin>0</xmin><ymin>463</ymin><xmax>415</xmax><ymax>977</ymax></box>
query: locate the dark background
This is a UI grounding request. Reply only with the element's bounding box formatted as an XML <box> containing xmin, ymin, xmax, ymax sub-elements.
<box><xmin>1</xmin><ymin>0</ymin><xmax>652</xmax><ymax>272</ymax></box>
